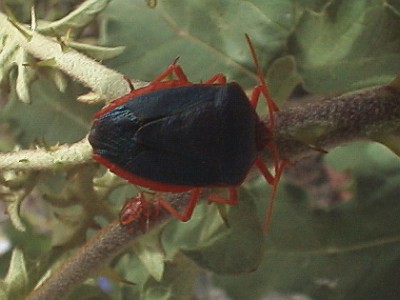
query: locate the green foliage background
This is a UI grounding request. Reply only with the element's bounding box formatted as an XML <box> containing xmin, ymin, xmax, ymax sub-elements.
<box><xmin>1</xmin><ymin>0</ymin><xmax>400</xmax><ymax>299</ymax></box>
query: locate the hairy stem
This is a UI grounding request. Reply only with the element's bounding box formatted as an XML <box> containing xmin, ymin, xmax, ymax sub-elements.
<box><xmin>26</xmin><ymin>193</ymin><xmax>190</xmax><ymax>300</ymax></box>
<box><xmin>264</xmin><ymin>86</ymin><xmax>400</xmax><ymax>163</ymax></box>
<box><xmin>0</xmin><ymin>11</ymin><xmax>132</xmax><ymax>101</ymax></box>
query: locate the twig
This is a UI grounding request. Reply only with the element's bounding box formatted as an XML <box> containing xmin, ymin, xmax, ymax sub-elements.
<box><xmin>26</xmin><ymin>192</ymin><xmax>191</xmax><ymax>300</ymax></box>
<box><xmin>264</xmin><ymin>86</ymin><xmax>400</xmax><ymax>162</ymax></box>
<box><xmin>0</xmin><ymin>11</ymin><xmax>133</xmax><ymax>101</ymax></box>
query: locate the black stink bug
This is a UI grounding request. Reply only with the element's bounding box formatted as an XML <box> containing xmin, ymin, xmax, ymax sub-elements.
<box><xmin>89</xmin><ymin>35</ymin><xmax>285</xmax><ymax>231</ymax></box>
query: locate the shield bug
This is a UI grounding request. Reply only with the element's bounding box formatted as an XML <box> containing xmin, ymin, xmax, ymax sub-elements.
<box><xmin>89</xmin><ymin>35</ymin><xmax>285</xmax><ymax>231</ymax></box>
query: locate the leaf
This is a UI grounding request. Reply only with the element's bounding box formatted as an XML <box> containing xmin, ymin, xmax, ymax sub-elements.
<box><xmin>182</xmin><ymin>190</ymin><xmax>264</xmax><ymax>274</ymax></box>
<box><xmin>142</xmin><ymin>252</ymin><xmax>201</xmax><ymax>300</ymax></box>
<box><xmin>0</xmin><ymin>78</ymin><xmax>99</xmax><ymax>146</ymax></box>
<box><xmin>3</xmin><ymin>248</ymin><xmax>28</xmax><ymax>299</ymax></box>
<box><xmin>5</xmin><ymin>191</ymin><xmax>26</xmax><ymax>232</ymax></box>
<box><xmin>0</xmin><ymin>0</ymin><xmax>121</xmax><ymax>103</ymax></box>
<box><xmin>0</xmin><ymin>34</ymin><xmax>35</xmax><ymax>103</ymax></box>
<box><xmin>267</xmin><ymin>55</ymin><xmax>303</xmax><ymax>104</ymax></box>
<box><xmin>290</xmin><ymin>0</ymin><xmax>400</xmax><ymax>95</ymax></box>
<box><xmin>214</xmin><ymin>142</ymin><xmax>400</xmax><ymax>299</ymax></box>
<box><xmin>0</xmin><ymin>283</ymin><xmax>7</xmax><ymax>300</ymax></box>
<box><xmin>3</xmin><ymin>222</ymin><xmax>51</xmax><ymax>262</ymax></box>
<box><xmin>161</xmin><ymin>202</ymin><xmax>226</xmax><ymax>257</ymax></box>
<box><xmin>102</xmin><ymin>0</ymin><xmax>298</xmax><ymax>91</ymax></box>
<box><xmin>133</xmin><ymin>229</ymin><xmax>165</xmax><ymax>281</ymax></box>
<box><xmin>67</xmin><ymin>42</ymin><xmax>125</xmax><ymax>61</ymax></box>
<box><xmin>369</xmin><ymin>132</ymin><xmax>400</xmax><ymax>158</ymax></box>
<box><xmin>38</xmin><ymin>0</ymin><xmax>112</xmax><ymax>36</ymax></box>
<box><xmin>297</xmin><ymin>0</ymin><xmax>332</xmax><ymax>12</ymax></box>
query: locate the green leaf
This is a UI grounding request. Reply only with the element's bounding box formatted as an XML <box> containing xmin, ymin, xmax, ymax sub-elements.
<box><xmin>101</xmin><ymin>0</ymin><xmax>298</xmax><ymax>90</ymax></box>
<box><xmin>0</xmin><ymin>78</ymin><xmax>99</xmax><ymax>146</ymax></box>
<box><xmin>0</xmin><ymin>282</ymin><xmax>7</xmax><ymax>300</ymax></box>
<box><xmin>3</xmin><ymin>222</ymin><xmax>51</xmax><ymax>262</ymax></box>
<box><xmin>182</xmin><ymin>190</ymin><xmax>264</xmax><ymax>274</ymax></box>
<box><xmin>38</xmin><ymin>0</ymin><xmax>112</xmax><ymax>36</ymax></box>
<box><xmin>3</xmin><ymin>248</ymin><xmax>28</xmax><ymax>298</ymax></box>
<box><xmin>67</xmin><ymin>42</ymin><xmax>125</xmax><ymax>61</ymax></box>
<box><xmin>214</xmin><ymin>142</ymin><xmax>400</xmax><ymax>299</ymax></box>
<box><xmin>267</xmin><ymin>55</ymin><xmax>303</xmax><ymax>104</ymax></box>
<box><xmin>142</xmin><ymin>252</ymin><xmax>201</xmax><ymax>300</ymax></box>
<box><xmin>297</xmin><ymin>0</ymin><xmax>332</xmax><ymax>12</ymax></box>
<box><xmin>133</xmin><ymin>229</ymin><xmax>165</xmax><ymax>281</ymax></box>
<box><xmin>5</xmin><ymin>191</ymin><xmax>26</xmax><ymax>232</ymax></box>
<box><xmin>0</xmin><ymin>34</ymin><xmax>35</xmax><ymax>103</ymax></box>
<box><xmin>161</xmin><ymin>203</ymin><xmax>226</xmax><ymax>257</ymax></box>
<box><xmin>369</xmin><ymin>132</ymin><xmax>400</xmax><ymax>157</ymax></box>
<box><xmin>290</xmin><ymin>0</ymin><xmax>400</xmax><ymax>94</ymax></box>
<box><xmin>0</xmin><ymin>0</ymin><xmax>122</xmax><ymax>103</ymax></box>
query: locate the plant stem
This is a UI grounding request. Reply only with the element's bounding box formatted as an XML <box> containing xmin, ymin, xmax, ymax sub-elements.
<box><xmin>26</xmin><ymin>193</ymin><xmax>190</xmax><ymax>300</ymax></box>
<box><xmin>0</xmin><ymin>11</ymin><xmax>132</xmax><ymax>101</ymax></box>
<box><xmin>267</xmin><ymin>86</ymin><xmax>400</xmax><ymax>162</ymax></box>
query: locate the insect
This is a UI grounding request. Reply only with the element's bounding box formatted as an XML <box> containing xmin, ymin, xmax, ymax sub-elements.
<box><xmin>89</xmin><ymin>35</ymin><xmax>285</xmax><ymax>231</ymax></box>
<box><xmin>119</xmin><ymin>192</ymin><xmax>160</xmax><ymax>232</ymax></box>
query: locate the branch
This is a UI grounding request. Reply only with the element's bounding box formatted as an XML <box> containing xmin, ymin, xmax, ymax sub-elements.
<box><xmin>26</xmin><ymin>193</ymin><xmax>190</xmax><ymax>300</ymax></box>
<box><xmin>0</xmin><ymin>11</ymin><xmax>134</xmax><ymax>101</ymax></box>
<box><xmin>262</xmin><ymin>86</ymin><xmax>400</xmax><ymax>163</ymax></box>
<box><xmin>0</xmin><ymin>138</ymin><xmax>91</xmax><ymax>170</ymax></box>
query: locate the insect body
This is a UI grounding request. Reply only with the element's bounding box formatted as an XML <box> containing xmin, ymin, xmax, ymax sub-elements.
<box><xmin>89</xmin><ymin>36</ymin><xmax>284</xmax><ymax>231</ymax></box>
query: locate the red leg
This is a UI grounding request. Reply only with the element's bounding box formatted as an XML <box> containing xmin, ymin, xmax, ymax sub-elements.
<box><xmin>250</xmin><ymin>84</ymin><xmax>278</xmax><ymax>130</ymax></box>
<box><xmin>152</xmin><ymin>62</ymin><xmax>189</xmax><ymax>83</ymax></box>
<box><xmin>262</xmin><ymin>161</ymin><xmax>286</xmax><ymax>233</ymax></box>
<box><xmin>208</xmin><ymin>188</ymin><xmax>238</xmax><ymax>206</ymax></box>
<box><xmin>251</xmin><ymin>84</ymin><xmax>282</xmax><ymax>231</ymax></box>
<box><xmin>255</xmin><ymin>158</ymin><xmax>274</xmax><ymax>185</ymax></box>
<box><xmin>254</xmin><ymin>157</ymin><xmax>277</xmax><ymax>232</ymax></box>
<box><xmin>247</xmin><ymin>48</ymin><xmax>284</xmax><ymax>231</ymax></box>
<box><xmin>205</xmin><ymin>73</ymin><xmax>227</xmax><ymax>84</ymax></box>
<box><xmin>208</xmin><ymin>188</ymin><xmax>238</xmax><ymax>227</ymax></box>
<box><xmin>255</xmin><ymin>157</ymin><xmax>292</xmax><ymax>233</ymax></box>
<box><xmin>158</xmin><ymin>188</ymin><xmax>201</xmax><ymax>222</ymax></box>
